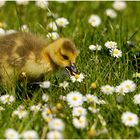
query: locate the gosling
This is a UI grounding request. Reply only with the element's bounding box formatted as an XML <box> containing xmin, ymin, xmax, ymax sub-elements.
<box><xmin>0</xmin><ymin>32</ymin><xmax>79</xmax><ymax>88</ymax></box>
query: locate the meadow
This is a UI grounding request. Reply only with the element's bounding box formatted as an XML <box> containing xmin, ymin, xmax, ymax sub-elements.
<box><xmin>0</xmin><ymin>1</ymin><xmax>140</xmax><ymax>139</ymax></box>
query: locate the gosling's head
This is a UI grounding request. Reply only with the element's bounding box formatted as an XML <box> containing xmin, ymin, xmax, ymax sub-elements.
<box><xmin>46</xmin><ymin>38</ymin><xmax>79</xmax><ymax>75</ymax></box>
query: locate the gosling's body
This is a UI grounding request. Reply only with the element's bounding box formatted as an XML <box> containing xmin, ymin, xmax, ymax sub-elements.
<box><xmin>0</xmin><ymin>32</ymin><xmax>78</xmax><ymax>87</ymax></box>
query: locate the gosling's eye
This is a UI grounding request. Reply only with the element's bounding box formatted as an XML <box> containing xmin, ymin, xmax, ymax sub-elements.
<box><xmin>62</xmin><ymin>55</ymin><xmax>69</xmax><ymax>60</ymax></box>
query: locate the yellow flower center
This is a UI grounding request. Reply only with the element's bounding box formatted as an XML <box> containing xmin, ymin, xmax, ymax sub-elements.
<box><xmin>128</xmin><ymin>116</ymin><xmax>133</xmax><ymax>121</ymax></box>
<box><xmin>113</xmin><ymin>49</ymin><xmax>119</xmax><ymax>55</ymax></box>
<box><xmin>75</xmin><ymin>74</ymin><xmax>80</xmax><ymax>79</ymax></box>
<box><xmin>47</xmin><ymin>109</ymin><xmax>52</xmax><ymax>115</ymax></box>
<box><xmin>72</xmin><ymin>96</ymin><xmax>78</xmax><ymax>101</ymax></box>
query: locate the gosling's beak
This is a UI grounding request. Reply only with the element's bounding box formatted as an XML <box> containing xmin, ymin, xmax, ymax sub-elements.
<box><xmin>65</xmin><ymin>63</ymin><xmax>78</xmax><ymax>77</ymax></box>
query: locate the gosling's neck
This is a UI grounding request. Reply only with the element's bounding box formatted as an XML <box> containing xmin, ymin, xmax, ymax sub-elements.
<box><xmin>41</xmin><ymin>44</ymin><xmax>58</xmax><ymax>71</ymax></box>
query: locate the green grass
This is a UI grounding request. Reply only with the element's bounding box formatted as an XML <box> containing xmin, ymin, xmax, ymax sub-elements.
<box><xmin>0</xmin><ymin>1</ymin><xmax>140</xmax><ymax>139</ymax></box>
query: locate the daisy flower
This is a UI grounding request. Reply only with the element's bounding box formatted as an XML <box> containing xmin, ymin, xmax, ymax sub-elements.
<box><xmin>0</xmin><ymin>1</ymin><xmax>6</xmax><ymax>7</ymax></box>
<box><xmin>35</xmin><ymin>0</ymin><xmax>49</xmax><ymax>9</ymax></box>
<box><xmin>113</xmin><ymin>1</ymin><xmax>126</xmax><ymax>11</ymax></box>
<box><xmin>70</xmin><ymin>73</ymin><xmax>84</xmax><ymax>83</ymax></box>
<box><xmin>88</xmin><ymin>106</ymin><xmax>100</xmax><ymax>114</ymax></box>
<box><xmin>66</xmin><ymin>91</ymin><xmax>84</xmax><ymax>108</ymax></box>
<box><xmin>59</xmin><ymin>81</ymin><xmax>69</xmax><ymax>89</ymax></box>
<box><xmin>115</xmin><ymin>85</ymin><xmax>124</xmax><ymax>94</ymax></box>
<box><xmin>105</xmin><ymin>41</ymin><xmax>117</xmax><ymax>49</ymax></box>
<box><xmin>90</xmin><ymin>82</ymin><xmax>97</xmax><ymax>89</ymax></box>
<box><xmin>133</xmin><ymin>93</ymin><xmax>140</xmax><ymax>105</ymax></box>
<box><xmin>42</xmin><ymin>94</ymin><xmax>49</xmax><ymax>102</ymax></box>
<box><xmin>88</xmin><ymin>14</ymin><xmax>101</xmax><ymax>27</ymax></box>
<box><xmin>47</xmin><ymin>32</ymin><xmax>59</xmax><ymax>40</ymax></box>
<box><xmin>72</xmin><ymin>116</ymin><xmax>87</xmax><ymax>129</ymax></box>
<box><xmin>47</xmin><ymin>22</ymin><xmax>58</xmax><ymax>31</ymax></box>
<box><xmin>21</xmin><ymin>24</ymin><xmax>29</xmax><ymax>32</ymax></box>
<box><xmin>110</xmin><ymin>48</ymin><xmax>122</xmax><ymax>58</ymax></box>
<box><xmin>5</xmin><ymin>128</ymin><xmax>19</xmax><ymax>139</ymax></box>
<box><xmin>101</xmin><ymin>85</ymin><xmax>114</xmax><ymax>95</ymax></box>
<box><xmin>84</xmin><ymin>94</ymin><xmax>100</xmax><ymax>104</ymax></box>
<box><xmin>120</xmin><ymin>80</ymin><xmax>136</xmax><ymax>94</ymax></box>
<box><xmin>105</xmin><ymin>9</ymin><xmax>117</xmax><ymax>19</ymax></box>
<box><xmin>47</xmin><ymin>131</ymin><xmax>63</xmax><ymax>139</ymax></box>
<box><xmin>0</xmin><ymin>28</ymin><xmax>5</xmax><ymax>35</ymax></box>
<box><xmin>0</xmin><ymin>94</ymin><xmax>15</xmax><ymax>104</ymax></box>
<box><xmin>21</xmin><ymin>130</ymin><xmax>38</xmax><ymax>139</ymax></box>
<box><xmin>16</xmin><ymin>0</ymin><xmax>29</xmax><ymax>5</ymax></box>
<box><xmin>42</xmin><ymin>107</ymin><xmax>53</xmax><ymax>122</ymax></box>
<box><xmin>48</xmin><ymin>118</ymin><xmax>65</xmax><ymax>131</ymax></box>
<box><xmin>72</xmin><ymin>107</ymin><xmax>87</xmax><ymax>117</ymax></box>
<box><xmin>55</xmin><ymin>17</ymin><xmax>69</xmax><ymax>28</ymax></box>
<box><xmin>47</xmin><ymin>13</ymin><xmax>58</xmax><ymax>18</ymax></box>
<box><xmin>121</xmin><ymin>111</ymin><xmax>139</xmax><ymax>127</ymax></box>
<box><xmin>30</xmin><ymin>104</ymin><xmax>41</xmax><ymax>113</ymax></box>
<box><xmin>59</xmin><ymin>95</ymin><xmax>66</xmax><ymax>101</ymax></box>
<box><xmin>39</xmin><ymin>81</ymin><xmax>51</xmax><ymax>88</ymax></box>
<box><xmin>12</xmin><ymin>105</ymin><xmax>28</xmax><ymax>119</ymax></box>
<box><xmin>5</xmin><ymin>29</ymin><xmax>17</xmax><ymax>35</ymax></box>
<box><xmin>89</xmin><ymin>44</ymin><xmax>102</xmax><ymax>51</ymax></box>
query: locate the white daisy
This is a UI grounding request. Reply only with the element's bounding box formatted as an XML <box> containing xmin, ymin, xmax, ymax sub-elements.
<box><xmin>59</xmin><ymin>81</ymin><xmax>69</xmax><ymax>89</ymax></box>
<box><xmin>56</xmin><ymin>17</ymin><xmax>69</xmax><ymax>28</ymax></box>
<box><xmin>110</xmin><ymin>48</ymin><xmax>122</xmax><ymax>58</ymax></box>
<box><xmin>47</xmin><ymin>13</ymin><xmax>58</xmax><ymax>18</ymax></box>
<box><xmin>120</xmin><ymin>80</ymin><xmax>136</xmax><ymax>94</ymax></box>
<box><xmin>72</xmin><ymin>116</ymin><xmax>87</xmax><ymax>129</ymax></box>
<box><xmin>35</xmin><ymin>0</ymin><xmax>49</xmax><ymax>9</ymax></box>
<box><xmin>66</xmin><ymin>91</ymin><xmax>84</xmax><ymax>108</ymax></box>
<box><xmin>16</xmin><ymin>0</ymin><xmax>29</xmax><ymax>5</ymax></box>
<box><xmin>48</xmin><ymin>118</ymin><xmax>65</xmax><ymax>131</ymax></box>
<box><xmin>133</xmin><ymin>93</ymin><xmax>140</xmax><ymax>105</ymax></box>
<box><xmin>0</xmin><ymin>94</ymin><xmax>15</xmax><ymax>104</ymax></box>
<box><xmin>12</xmin><ymin>105</ymin><xmax>28</xmax><ymax>119</ymax></box>
<box><xmin>42</xmin><ymin>107</ymin><xmax>53</xmax><ymax>122</ymax></box>
<box><xmin>47</xmin><ymin>22</ymin><xmax>58</xmax><ymax>31</ymax></box>
<box><xmin>5</xmin><ymin>128</ymin><xmax>19</xmax><ymax>139</ymax></box>
<box><xmin>89</xmin><ymin>44</ymin><xmax>102</xmax><ymax>51</ymax></box>
<box><xmin>121</xmin><ymin>111</ymin><xmax>139</xmax><ymax>127</ymax></box>
<box><xmin>105</xmin><ymin>9</ymin><xmax>117</xmax><ymax>19</ymax></box>
<box><xmin>84</xmin><ymin>94</ymin><xmax>100</xmax><ymax>104</ymax></box>
<box><xmin>59</xmin><ymin>95</ymin><xmax>66</xmax><ymax>101</ymax></box>
<box><xmin>42</xmin><ymin>94</ymin><xmax>49</xmax><ymax>102</ymax></box>
<box><xmin>21</xmin><ymin>24</ymin><xmax>29</xmax><ymax>32</ymax></box>
<box><xmin>47</xmin><ymin>32</ymin><xmax>59</xmax><ymax>40</ymax></box>
<box><xmin>0</xmin><ymin>28</ymin><xmax>5</xmax><ymax>35</ymax></box>
<box><xmin>113</xmin><ymin>1</ymin><xmax>126</xmax><ymax>11</ymax></box>
<box><xmin>21</xmin><ymin>130</ymin><xmax>38</xmax><ymax>139</ymax></box>
<box><xmin>115</xmin><ymin>85</ymin><xmax>124</xmax><ymax>94</ymax></box>
<box><xmin>101</xmin><ymin>85</ymin><xmax>114</xmax><ymax>95</ymax></box>
<box><xmin>88</xmin><ymin>14</ymin><xmax>101</xmax><ymax>27</ymax></box>
<box><xmin>70</xmin><ymin>73</ymin><xmax>84</xmax><ymax>83</ymax></box>
<box><xmin>5</xmin><ymin>29</ymin><xmax>17</xmax><ymax>35</ymax></box>
<box><xmin>39</xmin><ymin>81</ymin><xmax>51</xmax><ymax>88</ymax></box>
<box><xmin>0</xmin><ymin>1</ymin><xmax>5</xmax><ymax>7</ymax></box>
<box><xmin>105</xmin><ymin>41</ymin><xmax>117</xmax><ymax>49</ymax></box>
<box><xmin>88</xmin><ymin>106</ymin><xmax>100</xmax><ymax>113</ymax></box>
<box><xmin>72</xmin><ymin>107</ymin><xmax>87</xmax><ymax>117</ymax></box>
<box><xmin>47</xmin><ymin>130</ymin><xmax>63</xmax><ymax>139</ymax></box>
<box><xmin>30</xmin><ymin>104</ymin><xmax>41</xmax><ymax>113</ymax></box>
